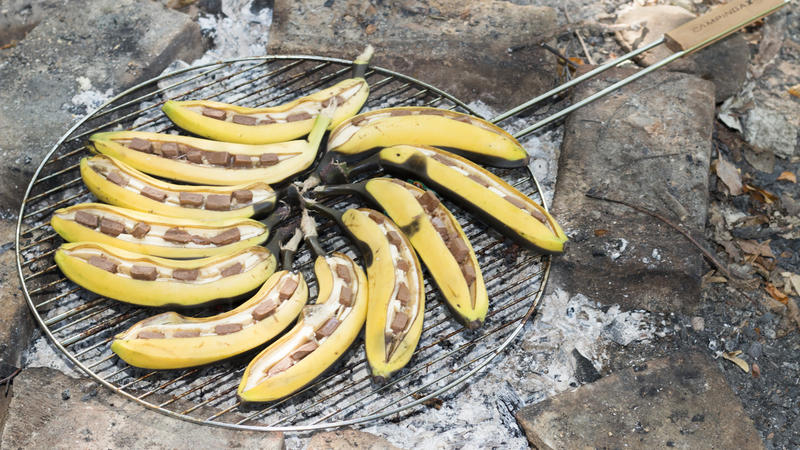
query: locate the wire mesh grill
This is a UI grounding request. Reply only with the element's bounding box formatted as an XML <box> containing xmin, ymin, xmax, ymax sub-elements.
<box><xmin>15</xmin><ymin>55</ymin><xmax>550</xmax><ymax>431</ymax></box>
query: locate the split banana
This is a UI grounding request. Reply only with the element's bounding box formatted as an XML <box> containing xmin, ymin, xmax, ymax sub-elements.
<box><xmin>327</xmin><ymin>107</ymin><xmax>529</xmax><ymax>168</ymax></box>
<box><xmin>55</xmin><ymin>243</ymin><xmax>275</xmax><ymax>307</ymax></box>
<box><xmin>89</xmin><ymin>112</ymin><xmax>331</xmax><ymax>185</ymax></box>
<box><xmin>81</xmin><ymin>155</ymin><xmax>275</xmax><ymax>220</ymax></box>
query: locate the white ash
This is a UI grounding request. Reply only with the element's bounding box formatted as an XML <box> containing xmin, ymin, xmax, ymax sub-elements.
<box><xmin>24</xmin><ymin>329</ymin><xmax>82</xmax><ymax>379</ymax></box>
<box><xmin>195</xmin><ymin>0</ymin><xmax>272</xmax><ymax>64</ymax></box>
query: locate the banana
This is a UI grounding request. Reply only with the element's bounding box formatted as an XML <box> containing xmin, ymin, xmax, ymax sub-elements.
<box><xmin>51</xmin><ymin>202</ymin><xmax>289</xmax><ymax>258</ymax></box>
<box><xmin>162</xmin><ymin>78</ymin><xmax>369</xmax><ymax>145</ymax></box>
<box><xmin>81</xmin><ymin>155</ymin><xmax>275</xmax><ymax>220</ymax></box>
<box><xmin>55</xmin><ymin>243</ymin><xmax>275</xmax><ymax>307</ymax></box>
<box><xmin>89</xmin><ymin>112</ymin><xmax>331</xmax><ymax>185</ymax></box>
<box><xmin>316</xmin><ymin>178</ymin><xmax>488</xmax><ymax>328</ymax></box>
<box><xmin>332</xmin><ymin>145</ymin><xmax>568</xmax><ymax>254</ymax></box>
<box><xmin>111</xmin><ymin>229</ymin><xmax>308</xmax><ymax>369</ymax></box>
<box><xmin>238</xmin><ymin>253</ymin><xmax>368</xmax><ymax>402</ymax></box>
<box><xmin>326</xmin><ymin>107</ymin><xmax>529</xmax><ymax>168</ymax></box>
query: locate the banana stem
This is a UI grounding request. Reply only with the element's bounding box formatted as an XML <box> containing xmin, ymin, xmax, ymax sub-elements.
<box><xmin>312</xmin><ymin>182</ymin><xmax>365</xmax><ymax>199</ymax></box>
<box><xmin>337</xmin><ymin>154</ymin><xmax>383</xmax><ymax>182</ymax></box>
<box><xmin>280</xmin><ymin>228</ymin><xmax>304</xmax><ymax>271</ymax></box>
<box><xmin>307</xmin><ymin>112</ymin><xmax>333</xmax><ymax>150</ymax></box>
<box><xmin>264</xmin><ymin>225</ymin><xmax>293</xmax><ymax>261</ymax></box>
<box><xmin>352</xmin><ymin>44</ymin><xmax>375</xmax><ymax>78</ymax></box>
<box><xmin>259</xmin><ymin>202</ymin><xmax>291</xmax><ymax>229</ymax></box>
<box><xmin>301</xmin><ymin>208</ymin><xmax>327</xmax><ymax>258</ymax></box>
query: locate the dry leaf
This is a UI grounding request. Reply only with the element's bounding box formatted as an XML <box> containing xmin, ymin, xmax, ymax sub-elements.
<box><xmin>742</xmin><ymin>184</ymin><xmax>778</xmax><ymax>204</ymax></box>
<box><xmin>777</xmin><ymin>171</ymin><xmax>797</xmax><ymax>183</ymax></box>
<box><xmin>787</xmin><ymin>298</ymin><xmax>800</xmax><ymax>330</ymax></box>
<box><xmin>594</xmin><ymin>229</ymin><xmax>608</xmax><ymax>237</ymax></box>
<box><xmin>790</xmin><ymin>83</ymin><xmax>800</xmax><ymax>98</ymax></box>
<box><xmin>781</xmin><ymin>272</ymin><xmax>800</xmax><ymax>296</ymax></box>
<box><xmin>737</xmin><ymin>239</ymin><xmax>775</xmax><ymax>258</ymax></box>
<box><xmin>752</xmin><ymin>362</ymin><xmax>761</xmax><ymax>378</ymax></box>
<box><xmin>713</xmin><ymin>157</ymin><xmax>743</xmax><ymax>195</ymax></box>
<box><xmin>765</xmin><ymin>283</ymin><xmax>789</xmax><ymax>304</ymax></box>
<box><xmin>722</xmin><ymin>351</ymin><xmax>750</xmax><ymax>373</ymax></box>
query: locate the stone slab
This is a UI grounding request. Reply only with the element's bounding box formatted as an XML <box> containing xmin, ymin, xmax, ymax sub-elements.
<box><xmin>0</xmin><ymin>0</ymin><xmax>205</xmax><ymax>215</ymax></box>
<box><xmin>549</xmin><ymin>67</ymin><xmax>715</xmax><ymax>314</ymax></box>
<box><xmin>0</xmin><ymin>0</ymin><xmax>67</xmax><ymax>47</ymax></box>
<box><xmin>0</xmin><ymin>220</ymin><xmax>31</xmax><ymax>371</ymax></box>
<box><xmin>267</xmin><ymin>0</ymin><xmax>559</xmax><ymax>112</ymax></box>
<box><xmin>516</xmin><ymin>351</ymin><xmax>762</xmax><ymax>449</ymax></box>
<box><xmin>0</xmin><ymin>367</ymin><xmax>284</xmax><ymax>449</ymax></box>
<box><xmin>307</xmin><ymin>429</ymin><xmax>403</xmax><ymax>450</ymax></box>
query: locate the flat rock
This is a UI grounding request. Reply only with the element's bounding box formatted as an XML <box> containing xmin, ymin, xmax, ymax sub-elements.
<box><xmin>0</xmin><ymin>0</ymin><xmax>66</xmax><ymax>47</ymax></box>
<box><xmin>0</xmin><ymin>367</ymin><xmax>284</xmax><ymax>449</ymax></box>
<box><xmin>307</xmin><ymin>429</ymin><xmax>403</xmax><ymax>449</ymax></box>
<box><xmin>550</xmin><ymin>67</ymin><xmax>715</xmax><ymax>314</ymax></box>
<box><xmin>0</xmin><ymin>0</ymin><xmax>205</xmax><ymax>215</ymax></box>
<box><xmin>0</xmin><ymin>220</ymin><xmax>31</xmax><ymax>371</ymax></box>
<box><xmin>268</xmin><ymin>0</ymin><xmax>559</xmax><ymax>111</ymax></box>
<box><xmin>516</xmin><ymin>352</ymin><xmax>762</xmax><ymax>449</ymax></box>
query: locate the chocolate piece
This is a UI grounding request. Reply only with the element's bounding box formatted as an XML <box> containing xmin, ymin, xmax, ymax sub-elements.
<box><xmin>74</xmin><ymin>211</ymin><xmax>99</xmax><ymax>228</ymax></box>
<box><xmin>286</xmin><ymin>111</ymin><xmax>312</xmax><ymax>122</ymax></box>
<box><xmin>291</xmin><ymin>341</ymin><xmax>319</xmax><ymax>360</ymax></box>
<box><xmin>232</xmin><ymin>114</ymin><xmax>257</xmax><ymax>125</ymax></box>
<box><xmin>461</xmin><ymin>263</ymin><xmax>476</xmax><ymax>286</ymax></box>
<box><xmin>202</xmin><ymin>107</ymin><xmax>227</xmax><ymax>120</ymax></box>
<box><xmin>352</xmin><ymin>116</ymin><xmax>370</xmax><ymax>126</ymax></box>
<box><xmin>396</xmin><ymin>283</ymin><xmax>411</xmax><ymax>306</ymax></box>
<box><xmin>321</xmin><ymin>95</ymin><xmax>344</xmax><ymax>107</ymax></box>
<box><xmin>367</xmin><ymin>211</ymin><xmax>385</xmax><ymax>224</ymax></box>
<box><xmin>205</xmin><ymin>194</ymin><xmax>231</xmax><ymax>211</ymax></box>
<box><xmin>179</xmin><ymin>192</ymin><xmax>204</xmax><ymax>207</ymax></box>
<box><xmin>529</xmin><ymin>207</ymin><xmax>549</xmax><ymax>224</ymax></box>
<box><xmin>426</xmin><ymin>109</ymin><xmax>448</xmax><ymax>116</ymax></box>
<box><xmin>173</xmin><ymin>329</ymin><xmax>201</xmax><ymax>338</ymax></box>
<box><xmin>396</xmin><ymin>259</ymin><xmax>411</xmax><ymax>273</ymax></box>
<box><xmin>128</xmin><ymin>137</ymin><xmax>152</xmax><ymax>153</ymax></box>
<box><xmin>454</xmin><ymin>115</ymin><xmax>473</xmax><ymax>124</ymax></box>
<box><xmin>335</xmin><ymin>264</ymin><xmax>351</xmax><ymax>283</ymax></box>
<box><xmin>88</xmin><ymin>255</ymin><xmax>117</xmax><ymax>273</ymax></box>
<box><xmin>278</xmin><ymin>277</ymin><xmax>299</xmax><ymax>300</ymax></box>
<box><xmin>209</xmin><ymin>228</ymin><xmax>241</xmax><ymax>246</ymax></box>
<box><xmin>390</xmin><ymin>109</ymin><xmax>413</xmax><ymax>116</ymax></box>
<box><xmin>186</xmin><ymin>149</ymin><xmax>204</xmax><ymax>164</ymax></box>
<box><xmin>106</xmin><ymin>170</ymin><xmax>128</xmax><ymax>187</ymax></box>
<box><xmin>268</xmin><ymin>356</ymin><xmax>294</xmax><ymax>376</ymax></box>
<box><xmin>386</xmin><ymin>231</ymin><xmax>403</xmax><ymax>247</ymax></box>
<box><xmin>430</xmin><ymin>216</ymin><xmax>449</xmax><ymax>237</ymax></box>
<box><xmin>160</xmin><ymin>142</ymin><xmax>179</xmax><ymax>158</ymax></box>
<box><xmin>259</xmin><ymin>153</ymin><xmax>279</xmax><ymax>166</ymax></box>
<box><xmin>252</xmin><ymin>299</ymin><xmax>278</xmax><ymax>321</ymax></box>
<box><xmin>205</xmin><ymin>151</ymin><xmax>230</xmax><ymax>166</ymax></box>
<box><xmin>130</xmin><ymin>264</ymin><xmax>158</xmax><ymax>281</ymax></box>
<box><xmin>191</xmin><ymin>235</ymin><xmax>210</xmax><ymax>246</ymax></box>
<box><xmin>220</xmin><ymin>262</ymin><xmax>243</xmax><ymax>277</ymax></box>
<box><xmin>130</xmin><ymin>222</ymin><xmax>150</xmax><ymax>239</ymax></box>
<box><xmin>258</xmin><ymin>116</ymin><xmax>276</xmax><ymax>125</ymax></box>
<box><xmin>430</xmin><ymin>153</ymin><xmax>454</xmax><ymax>166</ymax></box>
<box><xmin>172</xmin><ymin>268</ymin><xmax>199</xmax><ymax>281</ymax></box>
<box><xmin>214</xmin><ymin>323</ymin><xmax>243</xmax><ymax>335</ymax></box>
<box><xmin>448</xmin><ymin>238</ymin><xmax>470</xmax><ymax>263</ymax></box>
<box><xmin>99</xmin><ymin>218</ymin><xmax>124</xmax><ymax>237</ymax></box>
<box><xmin>232</xmin><ymin>190</ymin><xmax>252</xmax><ymax>203</ymax></box>
<box><xmin>137</xmin><ymin>330</ymin><xmax>165</xmax><ymax>339</ymax></box>
<box><xmin>339</xmin><ymin>285</ymin><xmax>353</xmax><ymax>306</ymax></box>
<box><xmin>232</xmin><ymin>154</ymin><xmax>252</xmax><ymax>167</ymax></box>
<box><xmin>417</xmin><ymin>191</ymin><xmax>440</xmax><ymax>212</ymax></box>
<box><xmin>163</xmin><ymin>228</ymin><xmax>193</xmax><ymax>244</ymax></box>
<box><xmin>505</xmin><ymin>195</ymin><xmax>528</xmax><ymax>209</ymax></box>
<box><xmin>390</xmin><ymin>311</ymin><xmax>409</xmax><ymax>333</ymax></box>
<box><xmin>140</xmin><ymin>186</ymin><xmax>167</xmax><ymax>202</ymax></box>
<box><xmin>316</xmin><ymin>318</ymin><xmax>340</xmax><ymax>338</ymax></box>
<box><xmin>467</xmin><ymin>173</ymin><xmax>488</xmax><ymax>186</ymax></box>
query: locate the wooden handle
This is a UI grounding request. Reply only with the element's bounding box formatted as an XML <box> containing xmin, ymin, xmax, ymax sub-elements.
<box><xmin>665</xmin><ymin>0</ymin><xmax>788</xmax><ymax>53</ymax></box>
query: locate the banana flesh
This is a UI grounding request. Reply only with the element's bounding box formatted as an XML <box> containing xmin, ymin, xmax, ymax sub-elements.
<box><xmin>163</xmin><ymin>78</ymin><xmax>369</xmax><ymax>144</ymax></box>
<box><xmin>81</xmin><ymin>155</ymin><xmax>275</xmax><ymax>220</ymax></box>
<box><xmin>51</xmin><ymin>203</ymin><xmax>269</xmax><ymax>258</ymax></box>
<box><xmin>327</xmin><ymin>107</ymin><xmax>529</xmax><ymax>168</ymax></box>
<box><xmin>375</xmin><ymin>145</ymin><xmax>568</xmax><ymax>254</ymax></box>
<box><xmin>110</xmin><ymin>270</ymin><xmax>307</xmax><ymax>369</ymax></box>
<box><xmin>238</xmin><ymin>253</ymin><xmax>368</xmax><ymax>402</ymax></box>
<box><xmin>89</xmin><ymin>111</ymin><xmax>330</xmax><ymax>185</ymax></box>
<box><xmin>55</xmin><ymin>242</ymin><xmax>275</xmax><ymax>307</ymax></box>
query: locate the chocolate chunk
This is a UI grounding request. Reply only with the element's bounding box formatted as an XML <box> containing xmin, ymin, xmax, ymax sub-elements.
<box><xmin>454</xmin><ymin>115</ymin><xmax>473</xmax><ymax>124</ymax></box>
<box><xmin>321</xmin><ymin>95</ymin><xmax>344</xmax><ymax>107</ymax></box>
<box><xmin>220</xmin><ymin>262</ymin><xmax>243</xmax><ymax>277</ymax></box>
<box><xmin>396</xmin><ymin>283</ymin><xmax>411</xmax><ymax>306</ymax></box>
<box><xmin>163</xmin><ymin>228</ymin><xmax>193</xmax><ymax>244</ymax></box>
<box><xmin>390</xmin><ymin>311</ymin><xmax>409</xmax><ymax>333</ymax></box>
<box><xmin>386</xmin><ymin>231</ymin><xmax>403</xmax><ymax>247</ymax></box>
<box><xmin>173</xmin><ymin>329</ymin><xmax>201</xmax><ymax>338</ymax></box>
<box><xmin>88</xmin><ymin>255</ymin><xmax>117</xmax><ymax>273</ymax></box>
<box><xmin>367</xmin><ymin>211</ymin><xmax>384</xmax><ymax>224</ymax></box>
<box><xmin>130</xmin><ymin>264</ymin><xmax>158</xmax><ymax>281</ymax></box>
<box><xmin>74</xmin><ymin>211</ymin><xmax>99</xmax><ymax>228</ymax></box>
<box><xmin>99</xmin><ymin>218</ymin><xmax>124</xmax><ymax>237</ymax></box>
<box><xmin>505</xmin><ymin>195</ymin><xmax>528</xmax><ymax>209</ymax></box>
<box><xmin>461</xmin><ymin>263</ymin><xmax>476</xmax><ymax>286</ymax></box>
<box><xmin>291</xmin><ymin>340</ymin><xmax>319</xmax><ymax>360</ymax></box>
<box><xmin>202</xmin><ymin>107</ymin><xmax>227</xmax><ymax>120</ymax></box>
<box><xmin>390</xmin><ymin>109</ymin><xmax>413</xmax><ymax>116</ymax></box>
<box><xmin>286</xmin><ymin>111</ymin><xmax>312</xmax><ymax>122</ymax></box>
<box><xmin>232</xmin><ymin>154</ymin><xmax>252</xmax><ymax>167</ymax></box>
<box><xmin>430</xmin><ymin>216</ymin><xmax>449</xmax><ymax>237</ymax></box>
<box><xmin>160</xmin><ymin>142</ymin><xmax>179</xmax><ymax>158</ymax></box>
<box><xmin>173</xmin><ymin>268</ymin><xmax>199</xmax><ymax>281</ymax></box>
<box><xmin>278</xmin><ymin>277</ymin><xmax>299</xmax><ymax>300</ymax></box>
<box><xmin>128</xmin><ymin>137</ymin><xmax>152</xmax><ymax>153</ymax></box>
<box><xmin>232</xmin><ymin>190</ymin><xmax>252</xmax><ymax>203</ymax></box>
<box><xmin>335</xmin><ymin>264</ymin><xmax>352</xmax><ymax>283</ymax></box>
<box><xmin>259</xmin><ymin>153</ymin><xmax>279</xmax><ymax>166</ymax></box>
<box><xmin>352</xmin><ymin>116</ymin><xmax>370</xmax><ymax>126</ymax></box>
<box><xmin>232</xmin><ymin>114</ymin><xmax>257</xmax><ymax>125</ymax></box>
<box><xmin>529</xmin><ymin>207</ymin><xmax>549</xmax><ymax>224</ymax></box>
<box><xmin>426</xmin><ymin>109</ymin><xmax>448</xmax><ymax>116</ymax></box>
<box><xmin>179</xmin><ymin>192</ymin><xmax>204</xmax><ymax>207</ymax></box>
<box><xmin>214</xmin><ymin>323</ymin><xmax>243</xmax><ymax>335</ymax></box>
<box><xmin>209</xmin><ymin>228</ymin><xmax>241</xmax><ymax>246</ymax></box>
<box><xmin>467</xmin><ymin>173</ymin><xmax>488</xmax><ymax>186</ymax></box>
<box><xmin>417</xmin><ymin>191</ymin><xmax>440</xmax><ymax>213</ymax></box>
<box><xmin>191</xmin><ymin>235</ymin><xmax>210</xmax><ymax>246</ymax></box>
<box><xmin>268</xmin><ymin>356</ymin><xmax>294</xmax><ymax>376</ymax></box>
<box><xmin>430</xmin><ymin>153</ymin><xmax>455</xmax><ymax>166</ymax></box>
<box><xmin>252</xmin><ymin>299</ymin><xmax>278</xmax><ymax>321</ymax></box>
<box><xmin>396</xmin><ymin>259</ymin><xmax>411</xmax><ymax>273</ymax></box>
<box><xmin>130</xmin><ymin>222</ymin><xmax>150</xmax><ymax>239</ymax></box>
<box><xmin>448</xmin><ymin>238</ymin><xmax>470</xmax><ymax>263</ymax></box>
<box><xmin>258</xmin><ymin>116</ymin><xmax>276</xmax><ymax>125</ymax></box>
<box><xmin>140</xmin><ymin>186</ymin><xmax>167</xmax><ymax>202</ymax></box>
<box><xmin>106</xmin><ymin>170</ymin><xmax>128</xmax><ymax>187</ymax></box>
<box><xmin>315</xmin><ymin>318</ymin><xmax>340</xmax><ymax>338</ymax></box>
<box><xmin>205</xmin><ymin>151</ymin><xmax>230</xmax><ymax>166</ymax></box>
<box><xmin>137</xmin><ymin>330</ymin><xmax>165</xmax><ymax>339</ymax></box>
<box><xmin>186</xmin><ymin>149</ymin><xmax>204</xmax><ymax>164</ymax></box>
<box><xmin>339</xmin><ymin>285</ymin><xmax>353</xmax><ymax>306</ymax></box>
<box><xmin>205</xmin><ymin>194</ymin><xmax>231</xmax><ymax>211</ymax></box>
